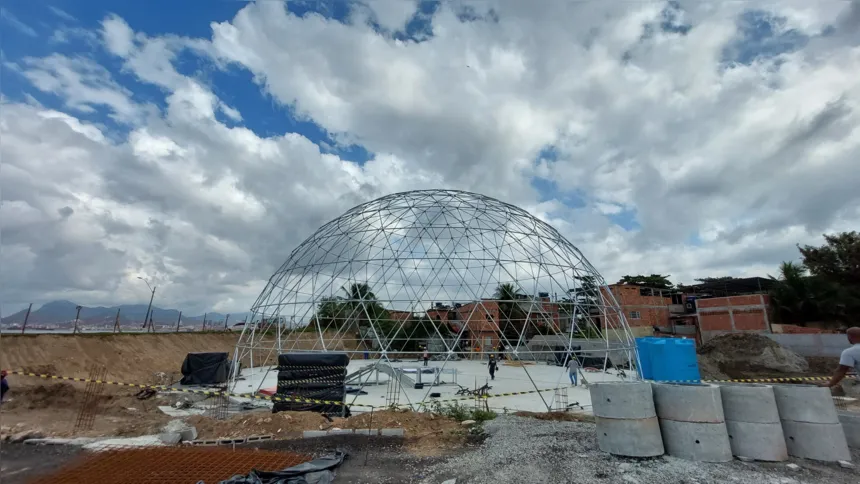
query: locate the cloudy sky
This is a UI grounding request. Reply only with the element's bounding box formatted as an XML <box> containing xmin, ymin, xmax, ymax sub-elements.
<box><xmin>1</xmin><ymin>0</ymin><xmax>858</xmax><ymax>316</ymax></box>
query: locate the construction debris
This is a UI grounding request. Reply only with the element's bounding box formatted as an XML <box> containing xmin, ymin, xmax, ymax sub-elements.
<box><xmin>698</xmin><ymin>333</ymin><xmax>809</xmax><ymax>378</ymax></box>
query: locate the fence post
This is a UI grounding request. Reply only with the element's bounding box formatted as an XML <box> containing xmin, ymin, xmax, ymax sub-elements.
<box><xmin>202</xmin><ymin>313</ymin><xmax>207</xmax><ymax>332</ymax></box>
<box><xmin>176</xmin><ymin>311</ymin><xmax>182</xmax><ymax>332</ymax></box>
<box><xmin>73</xmin><ymin>305</ymin><xmax>82</xmax><ymax>334</ymax></box>
<box><xmin>21</xmin><ymin>303</ymin><xmax>33</xmax><ymax>334</ymax></box>
<box><xmin>114</xmin><ymin>308</ymin><xmax>122</xmax><ymax>333</ymax></box>
<box><xmin>224</xmin><ymin>314</ymin><xmax>230</xmax><ymax>331</ymax></box>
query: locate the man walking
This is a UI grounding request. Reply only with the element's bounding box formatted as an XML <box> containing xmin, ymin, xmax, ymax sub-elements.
<box><xmin>567</xmin><ymin>354</ymin><xmax>580</xmax><ymax>386</ymax></box>
<box><xmin>820</xmin><ymin>327</ymin><xmax>860</xmax><ymax>396</ymax></box>
<box><xmin>488</xmin><ymin>355</ymin><xmax>498</xmax><ymax>381</ymax></box>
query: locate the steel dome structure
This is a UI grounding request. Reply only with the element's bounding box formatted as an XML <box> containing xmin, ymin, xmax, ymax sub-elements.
<box><xmin>232</xmin><ymin>189</ymin><xmax>637</xmax><ymax>408</ymax></box>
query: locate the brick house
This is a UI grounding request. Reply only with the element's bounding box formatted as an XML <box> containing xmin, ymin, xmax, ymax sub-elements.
<box><xmin>424</xmin><ymin>297</ymin><xmax>563</xmax><ymax>352</ymax></box>
<box><xmin>601</xmin><ymin>284</ymin><xmax>672</xmax><ymax>337</ymax></box>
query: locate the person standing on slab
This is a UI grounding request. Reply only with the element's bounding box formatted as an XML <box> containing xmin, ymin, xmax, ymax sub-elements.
<box><xmin>567</xmin><ymin>354</ymin><xmax>580</xmax><ymax>386</ymax></box>
<box><xmin>423</xmin><ymin>346</ymin><xmax>430</xmax><ymax>367</ymax></box>
<box><xmin>488</xmin><ymin>355</ymin><xmax>498</xmax><ymax>381</ymax></box>
<box><xmin>820</xmin><ymin>327</ymin><xmax>860</xmax><ymax>396</ymax></box>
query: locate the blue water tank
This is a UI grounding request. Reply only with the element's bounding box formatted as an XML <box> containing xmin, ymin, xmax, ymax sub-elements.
<box><xmin>635</xmin><ymin>337</ymin><xmax>656</xmax><ymax>379</ymax></box>
<box><xmin>650</xmin><ymin>338</ymin><xmax>701</xmax><ymax>383</ymax></box>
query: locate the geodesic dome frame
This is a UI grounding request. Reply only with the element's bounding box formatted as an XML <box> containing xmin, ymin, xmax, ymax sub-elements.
<box><xmin>232</xmin><ymin>189</ymin><xmax>638</xmax><ymax>409</ymax></box>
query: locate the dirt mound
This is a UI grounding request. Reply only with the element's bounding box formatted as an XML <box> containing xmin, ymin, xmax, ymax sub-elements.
<box><xmin>699</xmin><ymin>332</ymin><xmax>780</xmax><ymax>356</ymax></box>
<box><xmin>698</xmin><ymin>333</ymin><xmax>808</xmax><ymax>378</ymax></box>
<box><xmin>697</xmin><ymin>355</ymin><xmax>729</xmax><ymax>380</ymax></box>
<box><xmin>343</xmin><ymin>410</ymin><xmax>460</xmax><ymax>436</ymax></box>
<box><xmin>4</xmin><ymin>383</ymin><xmax>80</xmax><ymax>410</ymax></box>
<box><xmin>0</xmin><ymin>333</ymin><xmax>240</xmax><ymax>385</ymax></box>
<box><xmin>0</xmin><ymin>383</ymin><xmax>172</xmax><ymax>439</ymax></box>
<box><xmin>512</xmin><ymin>411</ymin><xmax>595</xmax><ymax>423</ymax></box>
<box><xmin>187</xmin><ymin>410</ymin><xmax>332</xmax><ymax>439</ymax></box>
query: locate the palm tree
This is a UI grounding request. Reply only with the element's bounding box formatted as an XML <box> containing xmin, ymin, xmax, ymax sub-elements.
<box><xmin>315</xmin><ymin>296</ymin><xmax>346</xmax><ymax>329</ymax></box>
<box><xmin>340</xmin><ymin>282</ymin><xmax>387</xmax><ymax>328</ymax></box>
<box><xmin>768</xmin><ymin>261</ymin><xmax>837</xmax><ymax>325</ymax></box>
<box><xmin>494</xmin><ymin>283</ymin><xmax>525</xmax><ymax>342</ymax></box>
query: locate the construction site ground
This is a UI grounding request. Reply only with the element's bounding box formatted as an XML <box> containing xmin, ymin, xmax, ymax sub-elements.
<box><xmin>1</xmin><ymin>332</ymin><xmax>858</xmax><ymax>482</ymax></box>
<box><xmin>3</xmin><ymin>415</ymin><xmax>858</xmax><ymax>484</ymax></box>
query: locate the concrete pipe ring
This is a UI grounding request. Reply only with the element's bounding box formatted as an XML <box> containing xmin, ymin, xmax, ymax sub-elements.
<box><xmin>652</xmin><ymin>383</ymin><xmax>725</xmax><ymax>423</ymax></box>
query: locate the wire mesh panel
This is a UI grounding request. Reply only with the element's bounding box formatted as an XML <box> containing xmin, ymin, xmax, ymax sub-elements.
<box><xmin>232</xmin><ymin>189</ymin><xmax>637</xmax><ymax>409</ymax></box>
<box><xmin>74</xmin><ymin>365</ymin><xmax>108</xmax><ymax>433</ymax></box>
<box><xmin>29</xmin><ymin>447</ymin><xmax>311</xmax><ymax>484</ymax></box>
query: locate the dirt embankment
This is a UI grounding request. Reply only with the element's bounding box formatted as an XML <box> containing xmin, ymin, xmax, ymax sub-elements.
<box><xmin>697</xmin><ymin>333</ymin><xmax>812</xmax><ymax>380</ymax></box>
<box><xmin>0</xmin><ymin>332</ymin><xmax>240</xmax><ymax>384</ymax></box>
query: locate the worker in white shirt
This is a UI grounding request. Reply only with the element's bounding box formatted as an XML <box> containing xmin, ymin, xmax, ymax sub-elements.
<box><xmin>820</xmin><ymin>327</ymin><xmax>860</xmax><ymax>396</ymax></box>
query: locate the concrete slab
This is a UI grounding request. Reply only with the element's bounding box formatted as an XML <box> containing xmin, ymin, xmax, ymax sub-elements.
<box><xmin>380</xmin><ymin>428</ymin><xmax>405</xmax><ymax>437</ymax></box>
<box><xmin>84</xmin><ymin>435</ymin><xmax>164</xmax><ymax>451</ymax></box>
<box><xmin>231</xmin><ymin>359</ymin><xmax>628</xmax><ymax>414</ymax></box>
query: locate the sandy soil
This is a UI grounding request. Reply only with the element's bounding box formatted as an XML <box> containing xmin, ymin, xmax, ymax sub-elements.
<box><xmin>0</xmin><ymin>332</ymin><xmax>240</xmax><ymax>384</ymax></box>
<box><xmin>0</xmin><ymin>382</ymin><xmax>466</xmax><ymax>456</ymax></box>
<box><xmin>186</xmin><ymin>408</ymin><xmax>465</xmax><ymax>456</ymax></box>
<box><xmin>698</xmin><ymin>333</ymin><xmax>812</xmax><ymax>379</ymax></box>
<box><xmin>0</xmin><ymin>383</ymin><xmax>174</xmax><ymax>438</ymax></box>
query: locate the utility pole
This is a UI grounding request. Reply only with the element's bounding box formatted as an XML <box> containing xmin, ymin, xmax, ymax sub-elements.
<box><xmin>202</xmin><ymin>313</ymin><xmax>207</xmax><ymax>332</ymax></box>
<box><xmin>224</xmin><ymin>314</ymin><xmax>230</xmax><ymax>330</ymax></box>
<box><xmin>73</xmin><ymin>305</ymin><xmax>82</xmax><ymax>334</ymax></box>
<box><xmin>20</xmin><ymin>303</ymin><xmax>33</xmax><ymax>334</ymax></box>
<box><xmin>114</xmin><ymin>308</ymin><xmax>122</xmax><ymax>333</ymax></box>
<box><xmin>137</xmin><ymin>277</ymin><xmax>157</xmax><ymax>332</ymax></box>
<box><xmin>176</xmin><ymin>311</ymin><xmax>182</xmax><ymax>333</ymax></box>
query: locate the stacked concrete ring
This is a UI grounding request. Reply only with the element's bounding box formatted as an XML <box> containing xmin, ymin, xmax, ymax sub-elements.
<box><xmin>719</xmin><ymin>384</ymin><xmax>788</xmax><ymax>461</ymax></box>
<box><xmin>589</xmin><ymin>381</ymin><xmax>664</xmax><ymax>457</ymax></box>
<box><xmin>652</xmin><ymin>383</ymin><xmax>732</xmax><ymax>462</ymax></box>
<box><xmin>773</xmin><ymin>385</ymin><xmax>851</xmax><ymax>462</ymax></box>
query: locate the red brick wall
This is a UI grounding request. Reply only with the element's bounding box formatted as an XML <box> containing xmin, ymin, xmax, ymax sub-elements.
<box><xmin>697</xmin><ymin>294</ymin><xmax>771</xmax><ymax>334</ymax></box>
<box><xmin>602</xmin><ymin>285</ymin><xmax>670</xmax><ymax>328</ymax></box>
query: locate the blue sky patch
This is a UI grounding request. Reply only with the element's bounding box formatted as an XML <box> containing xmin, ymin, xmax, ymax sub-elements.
<box><xmin>722</xmin><ymin>9</ymin><xmax>809</xmax><ymax>66</ymax></box>
<box><xmin>607</xmin><ymin>209</ymin><xmax>641</xmax><ymax>232</ymax></box>
<box><xmin>1</xmin><ymin>1</ymin><xmax>376</xmax><ymax>165</ymax></box>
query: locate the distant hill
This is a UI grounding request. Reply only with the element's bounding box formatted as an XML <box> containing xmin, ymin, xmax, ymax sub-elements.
<box><xmin>0</xmin><ymin>300</ymin><xmax>250</xmax><ymax>327</ymax></box>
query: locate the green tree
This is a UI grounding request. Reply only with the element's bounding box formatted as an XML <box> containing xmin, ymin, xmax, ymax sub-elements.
<box><xmin>493</xmin><ymin>283</ymin><xmax>526</xmax><ymax>342</ymax></box>
<box><xmin>799</xmin><ymin>231</ymin><xmax>860</xmax><ymax>286</ymax></box>
<box><xmin>314</xmin><ymin>296</ymin><xmax>347</xmax><ymax>329</ymax></box>
<box><xmin>769</xmin><ymin>262</ymin><xmax>818</xmax><ymax>325</ymax></box>
<box><xmin>617</xmin><ymin>274</ymin><xmax>674</xmax><ymax>290</ymax></box>
<box><xmin>340</xmin><ymin>282</ymin><xmax>388</xmax><ymax>327</ymax></box>
<box><xmin>693</xmin><ymin>276</ymin><xmax>738</xmax><ymax>283</ymax></box>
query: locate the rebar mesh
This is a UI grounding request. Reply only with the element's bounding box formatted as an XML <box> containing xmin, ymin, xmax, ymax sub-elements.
<box><xmin>232</xmin><ymin>189</ymin><xmax>638</xmax><ymax>408</ymax></box>
<box><xmin>29</xmin><ymin>447</ymin><xmax>312</xmax><ymax>484</ymax></box>
<box><xmin>73</xmin><ymin>365</ymin><xmax>107</xmax><ymax>433</ymax></box>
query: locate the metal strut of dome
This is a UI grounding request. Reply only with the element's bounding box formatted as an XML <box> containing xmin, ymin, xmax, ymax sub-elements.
<box><xmin>230</xmin><ymin>189</ymin><xmax>638</xmax><ymax>409</ymax></box>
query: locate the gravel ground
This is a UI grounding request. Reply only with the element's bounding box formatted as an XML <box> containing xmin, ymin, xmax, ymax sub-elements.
<box><xmin>0</xmin><ymin>443</ymin><xmax>84</xmax><ymax>484</ymax></box>
<box><xmin>420</xmin><ymin>416</ymin><xmax>860</xmax><ymax>484</ymax></box>
<box><xmin>246</xmin><ymin>435</ymin><xmax>449</xmax><ymax>484</ymax></box>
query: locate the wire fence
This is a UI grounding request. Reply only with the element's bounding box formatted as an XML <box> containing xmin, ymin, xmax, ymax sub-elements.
<box><xmin>2</xmin><ymin>303</ymin><xmax>245</xmax><ymax>334</ymax></box>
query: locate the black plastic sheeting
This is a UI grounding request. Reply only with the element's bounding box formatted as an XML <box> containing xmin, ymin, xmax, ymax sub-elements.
<box><xmin>180</xmin><ymin>352</ymin><xmax>232</xmax><ymax>385</ymax></box>
<box><xmin>273</xmin><ymin>353</ymin><xmax>350</xmax><ymax>416</ymax></box>
<box><xmin>205</xmin><ymin>450</ymin><xmax>347</xmax><ymax>484</ymax></box>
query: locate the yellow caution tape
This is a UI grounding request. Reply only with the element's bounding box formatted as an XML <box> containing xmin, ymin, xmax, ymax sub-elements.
<box><xmin>7</xmin><ymin>370</ymin><xmax>852</xmax><ymax>410</ymax></box>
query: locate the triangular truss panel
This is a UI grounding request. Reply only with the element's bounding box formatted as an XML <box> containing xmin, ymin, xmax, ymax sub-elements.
<box><xmin>232</xmin><ymin>189</ymin><xmax>638</xmax><ymax>409</ymax></box>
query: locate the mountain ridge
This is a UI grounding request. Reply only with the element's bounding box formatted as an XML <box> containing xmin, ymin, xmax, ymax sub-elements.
<box><xmin>1</xmin><ymin>300</ymin><xmax>251</xmax><ymax>327</ymax></box>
